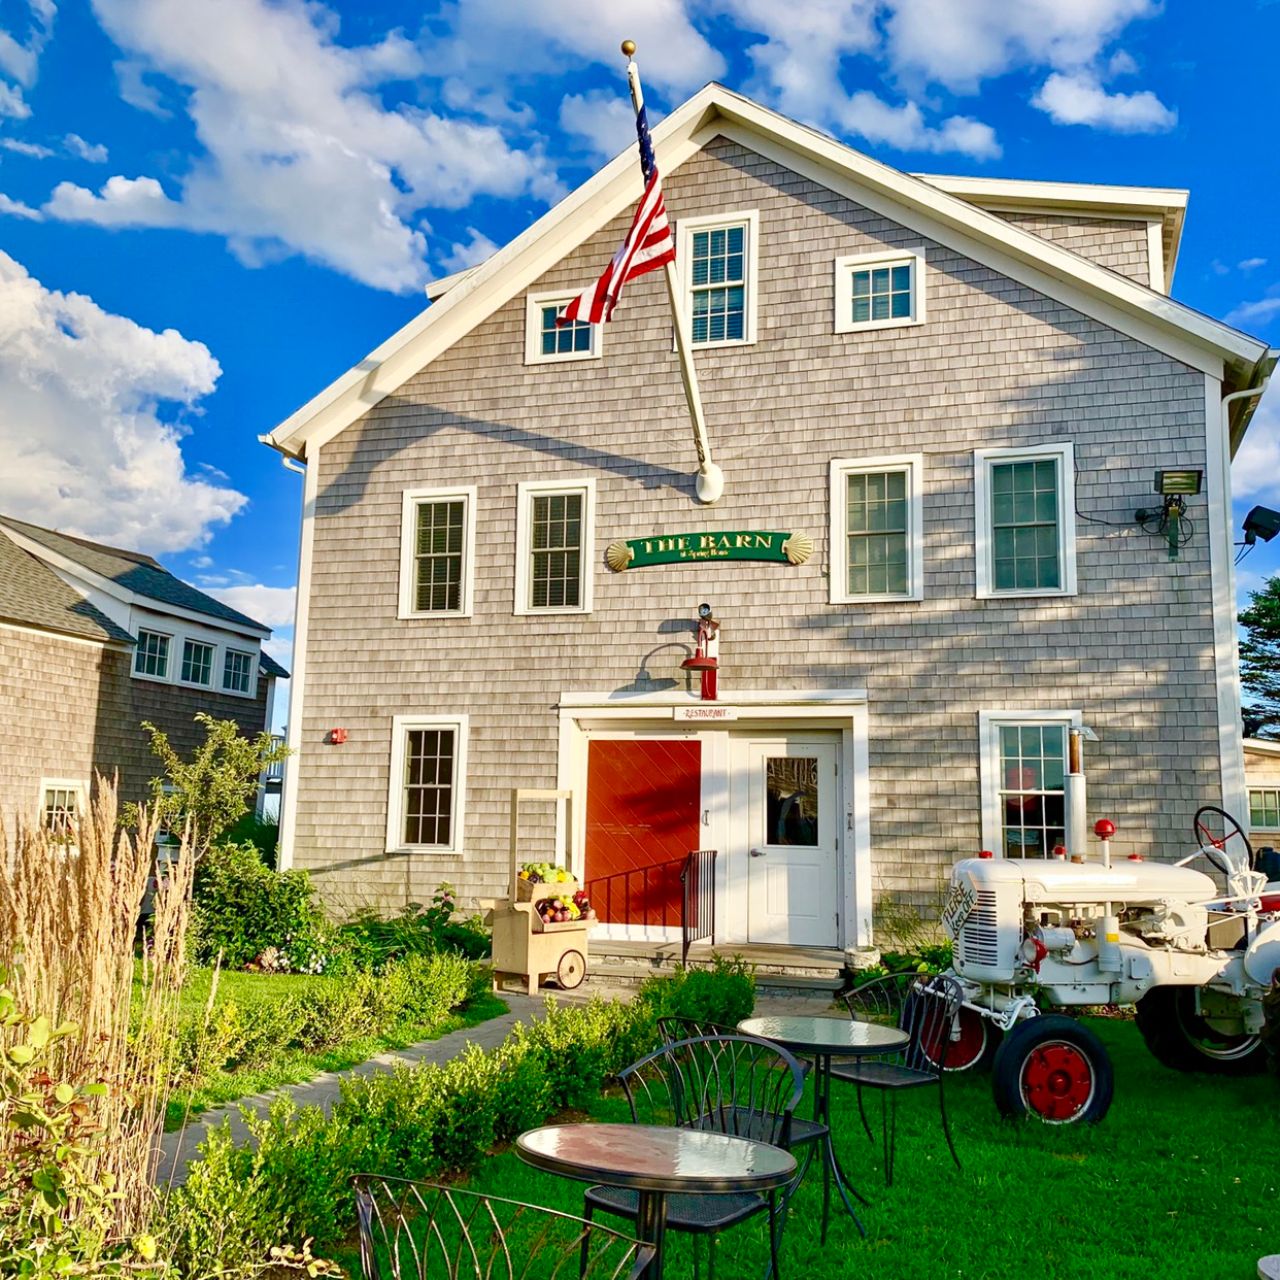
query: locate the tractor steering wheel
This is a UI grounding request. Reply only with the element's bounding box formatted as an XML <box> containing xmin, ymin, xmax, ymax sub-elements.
<box><xmin>1192</xmin><ymin>804</ymin><xmax>1255</xmax><ymax>871</ymax></box>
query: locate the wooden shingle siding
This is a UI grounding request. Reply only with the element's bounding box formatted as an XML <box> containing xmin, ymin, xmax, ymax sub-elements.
<box><xmin>995</xmin><ymin>211</ymin><xmax>1152</xmax><ymax>286</ymax></box>
<box><xmin>292</xmin><ymin>137</ymin><xmax>1217</xmax><ymax>920</ymax></box>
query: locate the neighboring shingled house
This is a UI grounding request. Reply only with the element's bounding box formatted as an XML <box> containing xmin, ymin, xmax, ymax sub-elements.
<box><xmin>0</xmin><ymin>515</ymin><xmax>289</xmax><ymax>833</ymax></box>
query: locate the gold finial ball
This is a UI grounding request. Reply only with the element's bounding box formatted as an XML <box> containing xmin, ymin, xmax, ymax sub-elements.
<box><xmin>621</xmin><ymin>39</ymin><xmax>636</xmax><ymax>57</ymax></box>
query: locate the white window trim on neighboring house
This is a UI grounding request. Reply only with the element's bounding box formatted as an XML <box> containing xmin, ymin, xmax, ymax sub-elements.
<box><xmin>385</xmin><ymin>714</ymin><xmax>469</xmax><ymax>854</ymax></box>
<box><xmin>133</xmin><ymin>626</ymin><xmax>172</xmax><ymax>682</ymax></box>
<box><xmin>828</xmin><ymin>454</ymin><xmax>925</xmax><ymax>604</ymax></box>
<box><xmin>677</xmin><ymin>209</ymin><xmax>760</xmax><ymax>349</ymax></box>
<box><xmin>514</xmin><ymin>478</ymin><xmax>596</xmax><ymax>615</ymax></box>
<box><xmin>223</xmin><ymin>647</ymin><xmax>255</xmax><ymax>695</ymax></box>
<box><xmin>978</xmin><ymin>709</ymin><xmax>1082</xmax><ymax>857</ymax></box>
<box><xmin>524</xmin><ymin>290</ymin><xmax>603</xmax><ymax>364</ymax></box>
<box><xmin>398</xmin><ymin>486</ymin><xmax>478</xmax><ymax>620</ymax></box>
<box><xmin>833</xmin><ymin>246</ymin><xmax>927</xmax><ymax>334</ymax></box>
<box><xmin>178</xmin><ymin>637</ymin><xmax>216</xmax><ymax>689</ymax></box>
<box><xmin>974</xmin><ymin>442</ymin><xmax>1078</xmax><ymax>599</ymax></box>
<box><xmin>38</xmin><ymin>777</ymin><xmax>88</xmax><ymax>838</ymax></box>
<box><xmin>1248</xmin><ymin>786</ymin><xmax>1280</xmax><ymax>832</ymax></box>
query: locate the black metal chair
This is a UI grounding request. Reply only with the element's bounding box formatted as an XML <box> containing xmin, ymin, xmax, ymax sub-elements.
<box><xmin>351</xmin><ymin>1174</ymin><xmax>654</xmax><ymax>1280</ymax></box>
<box><xmin>831</xmin><ymin>971</ymin><xmax>964</xmax><ymax>1185</ymax></box>
<box><xmin>585</xmin><ymin>1035</ymin><xmax>805</xmax><ymax>1280</ymax></box>
<box><xmin>656</xmin><ymin>1015</ymin><xmax>737</xmax><ymax>1044</ymax></box>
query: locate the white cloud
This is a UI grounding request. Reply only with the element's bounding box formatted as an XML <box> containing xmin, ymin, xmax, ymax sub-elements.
<box><xmin>1239</xmin><ymin>258</ymin><xmax>1267</xmax><ymax>273</ymax></box>
<box><xmin>64</xmin><ymin>132</ymin><xmax>108</xmax><ymax>162</ymax></box>
<box><xmin>43</xmin><ymin>0</ymin><xmax>565</xmax><ymax>293</ymax></box>
<box><xmin>559</xmin><ymin>91</ymin><xmax>637</xmax><ymax>162</ymax></box>
<box><xmin>0</xmin><ymin>191</ymin><xmax>42</xmax><ymax>219</ymax></box>
<box><xmin>438</xmin><ymin>227</ymin><xmax>498</xmax><ymax>275</ymax></box>
<box><xmin>0</xmin><ymin>136</ymin><xmax>52</xmax><ymax>157</ymax></box>
<box><xmin>0</xmin><ymin>83</ymin><xmax>30</xmax><ymax>118</ymax></box>
<box><xmin>1225</xmin><ymin>295</ymin><xmax>1280</xmax><ymax>328</ymax></box>
<box><xmin>1032</xmin><ymin>71</ymin><xmax>1176</xmax><ymax>133</ymax></box>
<box><xmin>0</xmin><ymin>0</ymin><xmax>55</xmax><ymax>88</ymax></box>
<box><xmin>189</xmin><ymin>553</ymin><xmax>213</xmax><ymax>569</ymax></box>
<box><xmin>207</xmin><ymin>584</ymin><xmax>297</xmax><ymax>630</ymax></box>
<box><xmin>0</xmin><ymin>249</ymin><xmax>245</xmax><ymax>554</ymax></box>
<box><xmin>1106</xmin><ymin>48</ymin><xmax>1138</xmax><ymax>77</ymax></box>
<box><xmin>842</xmin><ymin>93</ymin><xmax>1000</xmax><ymax>159</ymax></box>
<box><xmin>1234</xmin><ymin>398</ymin><xmax>1280</xmax><ymax>505</ymax></box>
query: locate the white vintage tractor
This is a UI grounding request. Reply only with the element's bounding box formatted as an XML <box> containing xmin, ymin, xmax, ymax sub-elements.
<box><xmin>941</xmin><ymin>768</ymin><xmax>1280</xmax><ymax>1124</ymax></box>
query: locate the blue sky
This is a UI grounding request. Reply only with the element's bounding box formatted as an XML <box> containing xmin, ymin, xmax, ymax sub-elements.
<box><xmin>0</xmin><ymin>0</ymin><xmax>1277</xmax><ymax>714</ymax></box>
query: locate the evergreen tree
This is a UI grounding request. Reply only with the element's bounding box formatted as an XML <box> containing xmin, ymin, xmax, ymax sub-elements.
<box><xmin>1238</xmin><ymin>576</ymin><xmax>1280</xmax><ymax>737</ymax></box>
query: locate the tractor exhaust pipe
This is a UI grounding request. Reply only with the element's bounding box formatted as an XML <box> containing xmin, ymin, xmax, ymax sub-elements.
<box><xmin>1067</xmin><ymin>728</ymin><xmax>1088</xmax><ymax>861</ymax></box>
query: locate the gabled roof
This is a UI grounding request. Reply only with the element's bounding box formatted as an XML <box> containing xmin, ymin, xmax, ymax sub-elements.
<box><xmin>0</xmin><ymin>527</ymin><xmax>134</xmax><ymax>645</ymax></box>
<box><xmin>263</xmin><ymin>82</ymin><xmax>1274</xmax><ymax>464</ymax></box>
<box><xmin>258</xmin><ymin>649</ymin><xmax>290</xmax><ymax>679</ymax></box>
<box><xmin>0</xmin><ymin>516</ymin><xmax>269</xmax><ymax>636</ymax></box>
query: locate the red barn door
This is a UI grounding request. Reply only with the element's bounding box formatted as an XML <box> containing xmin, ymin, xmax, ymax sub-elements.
<box><xmin>584</xmin><ymin>739</ymin><xmax>702</xmax><ymax>930</ymax></box>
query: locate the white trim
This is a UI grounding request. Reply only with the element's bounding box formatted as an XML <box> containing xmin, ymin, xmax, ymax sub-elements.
<box><xmin>0</xmin><ymin>618</ymin><xmax>125</xmax><ymax>650</ymax></box>
<box><xmin>278</xmin><ymin>452</ymin><xmax>318</xmax><ymax>871</ymax></box>
<box><xmin>221</xmin><ymin>646</ymin><xmax>256</xmax><ymax>696</ymax></box>
<box><xmin>37</xmin><ymin>777</ymin><xmax>88</xmax><ymax>828</ymax></box>
<box><xmin>1206</xmin><ymin>373</ymin><xmax>1247</xmax><ymax>821</ymax></box>
<box><xmin>828</xmin><ymin>453</ymin><xmax>924</xmax><ymax>604</ymax></box>
<box><xmin>974</xmin><ymin>442</ymin><xmax>1078</xmax><ymax>599</ymax></box>
<box><xmin>833</xmin><ymin>247</ymin><xmax>926</xmax><ymax>333</ymax></box>
<box><xmin>676</xmin><ymin>209</ymin><xmax>760</xmax><ymax>349</ymax></box>
<box><xmin>426</xmin><ymin>264</ymin><xmax>481</xmax><ymax>300</ymax></box>
<box><xmin>132</xmin><ymin>625</ymin><xmax>173</xmax><ymax>680</ymax></box>
<box><xmin>514</xmin><ymin>478</ymin><xmax>596</xmax><ymax>615</ymax></box>
<box><xmin>385</xmin><ymin>713</ymin><xmax>470</xmax><ymax>855</ymax></box>
<box><xmin>263</xmin><ymin>85</ymin><xmax>1264</xmax><ymax>462</ymax></box>
<box><xmin>978</xmin><ymin>709</ymin><xmax>1082</xmax><ymax>856</ymax></box>
<box><xmin>177</xmin><ymin>636</ymin><xmax>216</xmax><ymax>689</ymax></box>
<box><xmin>524</xmin><ymin>290</ymin><xmax>603</xmax><ymax>365</ymax></box>
<box><xmin>1243</xmin><ymin>737</ymin><xmax>1280</xmax><ymax>758</ymax></box>
<box><xmin>560</xmin><ymin>688</ymin><xmax>868</xmax><ymax>709</ymax></box>
<box><xmin>1146</xmin><ymin>220</ymin><xmax>1167</xmax><ymax>295</ymax></box>
<box><xmin>397</xmin><ymin>486</ymin><xmax>478</xmax><ymax>620</ymax></box>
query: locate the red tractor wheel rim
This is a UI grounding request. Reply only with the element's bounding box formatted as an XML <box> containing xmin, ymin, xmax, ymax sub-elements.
<box><xmin>923</xmin><ymin>1007</ymin><xmax>987</xmax><ymax>1071</ymax></box>
<box><xmin>1019</xmin><ymin>1041</ymin><xmax>1094</xmax><ymax>1122</ymax></box>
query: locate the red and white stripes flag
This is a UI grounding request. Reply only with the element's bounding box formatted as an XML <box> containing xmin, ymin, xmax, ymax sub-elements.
<box><xmin>557</xmin><ymin>169</ymin><xmax>675</xmax><ymax>327</ymax></box>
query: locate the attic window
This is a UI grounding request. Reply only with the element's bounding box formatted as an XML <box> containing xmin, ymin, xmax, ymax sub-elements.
<box><xmin>834</xmin><ymin>248</ymin><xmax>926</xmax><ymax>333</ymax></box>
<box><xmin>525</xmin><ymin>292</ymin><xmax>601</xmax><ymax>364</ymax></box>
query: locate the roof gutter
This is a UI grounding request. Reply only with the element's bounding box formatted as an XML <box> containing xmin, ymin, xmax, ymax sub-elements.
<box><xmin>1225</xmin><ymin>349</ymin><xmax>1278</xmax><ymax>458</ymax></box>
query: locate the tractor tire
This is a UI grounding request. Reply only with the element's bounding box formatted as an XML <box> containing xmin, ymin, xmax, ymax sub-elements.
<box><xmin>1134</xmin><ymin>986</ymin><xmax>1267</xmax><ymax>1076</ymax></box>
<box><xmin>991</xmin><ymin>1015</ymin><xmax>1113</xmax><ymax>1124</ymax></box>
<box><xmin>921</xmin><ymin>1004</ymin><xmax>1001</xmax><ymax>1073</ymax></box>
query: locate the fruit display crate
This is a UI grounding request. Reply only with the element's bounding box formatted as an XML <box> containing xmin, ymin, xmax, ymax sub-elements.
<box><xmin>532</xmin><ymin>913</ymin><xmax>597</xmax><ymax>934</ymax></box>
<box><xmin>517</xmin><ymin>877</ymin><xmax>580</xmax><ymax>902</ymax></box>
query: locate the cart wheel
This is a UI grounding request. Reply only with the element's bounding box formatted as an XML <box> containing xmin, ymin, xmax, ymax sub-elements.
<box><xmin>992</xmin><ymin>1015</ymin><xmax>1113</xmax><ymax>1124</ymax></box>
<box><xmin>555</xmin><ymin>949</ymin><xmax>585</xmax><ymax>990</ymax></box>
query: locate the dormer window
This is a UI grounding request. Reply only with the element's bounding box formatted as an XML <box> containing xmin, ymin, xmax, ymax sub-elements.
<box><xmin>834</xmin><ymin>248</ymin><xmax>926</xmax><ymax>333</ymax></box>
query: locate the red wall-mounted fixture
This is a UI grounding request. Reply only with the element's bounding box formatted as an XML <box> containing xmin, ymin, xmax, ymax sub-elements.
<box><xmin>327</xmin><ymin>728</ymin><xmax>348</xmax><ymax>745</ymax></box>
<box><xmin>680</xmin><ymin>603</ymin><xmax>720</xmax><ymax>701</ymax></box>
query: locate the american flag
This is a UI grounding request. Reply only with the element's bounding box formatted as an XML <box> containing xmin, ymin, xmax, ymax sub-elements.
<box><xmin>556</xmin><ymin>104</ymin><xmax>676</xmax><ymax>327</ymax></box>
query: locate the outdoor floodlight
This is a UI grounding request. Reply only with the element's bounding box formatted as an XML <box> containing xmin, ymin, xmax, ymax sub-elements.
<box><xmin>1243</xmin><ymin>505</ymin><xmax>1280</xmax><ymax>546</ymax></box>
<box><xmin>1154</xmin><ymin>468</ymin><xmax>1203</xmax><ymax>496</ymax></box>
<box><xmin>1137</xmin><ymin>469</ymin><xmax>1204</xmax><ymax>561</ymax></box>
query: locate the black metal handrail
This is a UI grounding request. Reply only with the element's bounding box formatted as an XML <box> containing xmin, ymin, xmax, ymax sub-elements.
<box><xmin>680</xmin><ymin>848</ymin><xmax>716</xmax><ymax>964</ymax></box>
<box><xmin>583</xmin><ymin>849</ymin><xmax>718</xmax><ymax>964</ymax></box>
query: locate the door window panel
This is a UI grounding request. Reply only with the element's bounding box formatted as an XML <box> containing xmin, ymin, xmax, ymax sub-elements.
<box><xmin>765</xmin><ymin>757</ymin><xmax>819</xmax><ymax>847</ymax></box>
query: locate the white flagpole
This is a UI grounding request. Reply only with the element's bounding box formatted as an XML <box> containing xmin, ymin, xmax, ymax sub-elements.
<box><xmin>622</xmin><ymin>39</ymin><xmax>724</xmax><ymax>505</ymax></box>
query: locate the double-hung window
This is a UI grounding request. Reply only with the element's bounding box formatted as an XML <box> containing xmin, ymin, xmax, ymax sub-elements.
<box><xmin>525</xmin><ymin>292</ymin><xmax>601</xmax><ymax>364</ymax></box>
<box><xmin>980</xmin><ymin>711</ymin><xmax>1080</xmax><ymax>857</ymax></box>
<box><xmin>829</xmin><ymin>455</ymin><xmax>923</xmax><ymax>603</ymax></box>
<box><xmin>180</xmin><ymin>639</ymin><xmax>214</xmax><ymax>686</ymax></box>
<box><xmin>223</xmin><ymin>649</ymin><xmax>254</xmax><ymax>694</ymax></box>
<box><xmin>134</xmin><ymin>629</ymin><xmax>170</xmax><ymax>679</ymax></box>
<box><xmin>1250</xmin><ymin>788</ymin><xmax>1280</xmax><ymax>831</ymax></box>
<box><xmin>386</xmin><ymin>715</ymin><xmax>468</xmax><ymax>852</ymax></box>
<box><xmin>834</xmin><ymin>248</ymin><xmax>926</xmax><ymax>333</ymax></box>
<box><xmin>515</xmin><ymin>479</ymin><xmax>595</xmax><ymax>614</ymax></box>
<box><xmin>398</xmin><ymin>487</ymin><xmax>477</xmax><ymax>619</ymax></box>
<box><xmin>679</xmin><ymin>211</ymin><xmax>758</xmax><ymax>347</ymax></box>
<box><xmin>975</xmin><ymin>443</ymin><xmax>1077</xmax><ymax>598</ymax></box>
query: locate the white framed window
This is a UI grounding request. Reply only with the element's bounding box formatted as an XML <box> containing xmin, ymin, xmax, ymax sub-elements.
<box><xmin>223</xmin><ymin>648</ymin><xmax>255</xmax><ymax>695</ymax></box>
<box><xmin>134</xmin><ymin>628</ymin><xmax>171</xmax><ymax>679</ymax></box>
<box><xmin>398</xmin><ymin>486</ymin><xmax>477</xmax><ymax>620</ymax></box>
<box><xmin>834</xmin><ymin>247</ymin><xmax>926</xmax><ymax>333</ymax></box>
<box><xmin>39</xmin><ymin>778</ymin><xmax>87</xmax><ymax>842</ymax></box>
<box><xmin>975</xmin><ymin>443</ymin><xmax>1077</xmax><ymax>598</ymax></box>
<box><xmin>525</xmin><ymin>291</ymin><xmax>602</xmax><ymax>364</ymax></box>
<box><xmin>514</xmin><ymin>478</ymin><xmax>595</xmax><ymax>615</ymax></box>
<box><xmin>1249</xmin><ymin>788</ymin><xmax>1280</xmax><ymax>830</ymax></box>
<box><xmin>678</xmin><ymin>210</ymin><xmax>759</xmax><ymax>347</ymax></box>
<box><xmin>829</xmin><ymin>455</ymin><xmax>924</xmax><ymax>604</ymax></box>
<box><xmin>979</xmin><ymin>710</ymin><xmax>1081</xmax><ymax>858</ymax></box>
<box><xmin>386</xmin><ymin>714</ymin><xmax>469</xmax><ymax>853</ymax></box>
<box><xmin>180</xmin><ymin>638</ymin><xmax>215</xmax><ymax>687</ymax></box>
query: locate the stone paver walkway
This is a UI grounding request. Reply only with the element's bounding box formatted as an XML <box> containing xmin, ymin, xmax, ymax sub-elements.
<box><xmin>156</xmin><ymin>984</ymin><xmax>839</xmax><ymax>1186</ymax></box>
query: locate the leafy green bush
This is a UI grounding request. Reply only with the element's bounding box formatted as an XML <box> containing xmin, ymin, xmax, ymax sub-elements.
<box><xmin>167</xmin><ymin>964</ymin><xmax>753</xmax><ymax>1276</ymax></box>
<box><xmin>337</xmin><ymin>884</ymin><xmax>491</xmax><ymax>968</ymax></box>
<box><xmin>178</xmin><ymin>951</ymin><xmax>476</xmax><ymax>1081</ymax></box>
<box><xmin>189</xmin><ymin>841</ymin><xmax>333</xmax><ymax>972</ymax></box>
<box><xmin>636</xmin><ymin>954</ymin><xmax>756</xmax><ymax>1027</ymax></box>
<box><xmin>855</xmin><ymin>939</ymin><xmax>954</xmax><ymax>985</ymax></box>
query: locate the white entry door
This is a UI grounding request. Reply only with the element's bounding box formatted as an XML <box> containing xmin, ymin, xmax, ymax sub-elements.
<box><xmin>736</xmin><ymin>736</ymin><xmax>840</xmax><ymax>946</ymax></box>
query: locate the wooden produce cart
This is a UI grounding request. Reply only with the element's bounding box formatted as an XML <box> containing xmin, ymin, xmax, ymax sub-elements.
<box><xmin>488</xmin><ymin>789</ymin><xmax>595</xmax><ymax>996</ymax></box>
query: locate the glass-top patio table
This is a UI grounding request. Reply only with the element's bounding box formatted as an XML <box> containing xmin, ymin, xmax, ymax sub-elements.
<box><xmin>738</xmin><ymin>1015</ymin><xmax>909</xmax><ymax>1239</ymax></box>
<box><xmin>516</xmin><ymin>1122</ymin><xmax>796</xmax><ymax>1280</ymax></box>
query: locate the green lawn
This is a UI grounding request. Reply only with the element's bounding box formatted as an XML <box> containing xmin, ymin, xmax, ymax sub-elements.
<box><xmin>422</xmin><ymin>1019</ymin><xmax>1278</xmax><ymax>1280</ymax></box>
<box><xmin>165</xmin><ymin>968</ymin><xmax>507</xmax><ymax>1130</ymax></box>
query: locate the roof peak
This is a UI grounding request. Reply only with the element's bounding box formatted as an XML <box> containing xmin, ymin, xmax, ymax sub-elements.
<box><xmin>0</xmin><ymin>515</ymin><xmax>164</xmax><ymax>569</ymax></box>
